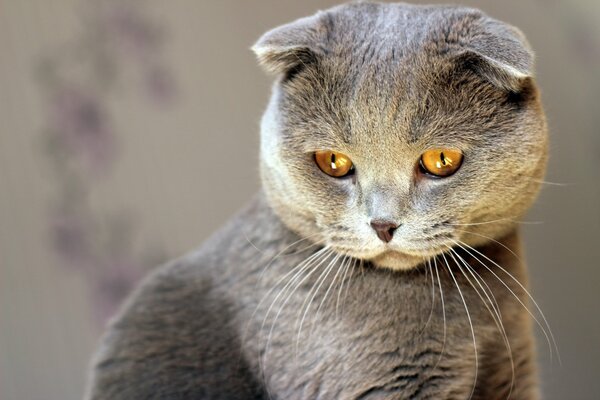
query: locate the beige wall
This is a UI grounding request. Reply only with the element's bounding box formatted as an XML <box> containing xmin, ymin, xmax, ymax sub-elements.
<box><xmin>1</xmin><ymin>1</ymin><xmax>598</xmax><ymax>399</ymax></box>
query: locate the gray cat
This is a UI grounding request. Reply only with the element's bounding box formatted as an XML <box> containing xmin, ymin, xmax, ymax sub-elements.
<box><xmin>86</xmin><ymin>2</ymin><xmax>552</xmax><ymax>399</ymax></box>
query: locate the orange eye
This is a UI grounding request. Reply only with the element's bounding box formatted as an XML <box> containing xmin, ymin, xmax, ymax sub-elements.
<box><xmin>420</xmin><ymin>149</ymin><xmax>463</xmax><ymax>177</ymax></box>
<box><xmin>314</xmin><ymin>150</ymin><xmax>354</xmax><ymax>178</ymax></box>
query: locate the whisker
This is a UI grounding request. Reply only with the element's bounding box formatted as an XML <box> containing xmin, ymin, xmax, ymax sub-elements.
<box><xmin>258</xmin><ymin>248</ymin><xmax>326</xmax><ymax>389</ymax></box>
<box><xmin>335</xmin><ymin>254</ymin><xmax>353</xmax><ymax>318</ymax></box>
<box><xmin>272</xmin><ymin>247</ymin><xmax>334</xmax><ymax>329</ymax></box>
<box><xmin>454</xmin><ymin>240</ymin><xmax>561</xmax><ymax>364</ymax></box>
<box><xmin>312</xmin><ymin>254</ymin><xmax>350</xmax><ymax>331</ymax></box>
<box><xmin>447</xmin><ymin>247</ymin><xmax>515</xmax><ymax>398</ymax></box>
<box><xmin>432</xmin><ymin>256</ymin><xmax>447</xmax><ymax>372</ymax></box>
<box><xmin>522</xmin><ymin>177</ymin><xmax>571</xmax><ymax>187</ymax></box>
<box><xmin>417</xmin><ymin>258</ymin><xmax>436</xmax><ymax>338</ymax></box>
<box><xmin>295</xmin><ymin>251</ymin><xmax>342</xmax><ymax>355</ymax></box>
<box><xmin>448</xmin><ymin>246</ymin><xmax>501</xmax><ymax>320</ymax></box>
<box><xmin>262</xmin><ymin>251</ymin><xmax>334</xmax><ymax>378</ymax></box>
<box><xmin>441</xmin><ymin>252</ymin><xmax>478</xmax><ymax>400</ymax></box>
<box><xmin>446</xmin><ymin>217</ymin><xmax>543</xmax><ymax>227</ymax></box>
<box><xmin>452</xmin><ymin>248</ymin><xmax>502</xmax><ymax>320</ymax></box>
<box><xmin>259</xmin><ymin>246</ymin><xmax>330</xmax><ymax>334</ymax></box>
<box><xmin>257</xmin><ymin>232</ymin><xmax>324</xmax><ymax>283</ymax></box>
<box><xmin>454</xmin><ymin>229</ymin><xmax>522</xmax><ymax>262</ymax></box>
<box><xmin>341</xmin><ymin>257</ymin><xmax>358</xmax><ymax>312</ymax></box>
<box><xmin>244</xmin><ymin>231</ymin><xmax>267</xmax><ymax>254</ymax></box>
<box><xmin>261</xmin><ymin>250</ymin><xmax>326</xmax><ymax>328</ymax></box>
<box><xmin>261</xmin><ymin>247</ymin><xmax>333</xmax><ymax>369</ymax></box>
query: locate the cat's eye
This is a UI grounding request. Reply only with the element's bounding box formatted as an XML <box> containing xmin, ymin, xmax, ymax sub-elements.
<box><xmin>314</xmin><ymin>150</ymin><xmax>354</xmax><ymax>178</ymax></box>
<box><xmin>419</xmin><ymin>149</ymin><xmax>463</xmax><ymax>178</ymax></box>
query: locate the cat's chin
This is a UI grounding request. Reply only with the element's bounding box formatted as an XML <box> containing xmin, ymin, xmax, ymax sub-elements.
<box><xmin>370</xmin><ymin>250</ymin><xmax>425</xmax><ymax>271</ymax></box>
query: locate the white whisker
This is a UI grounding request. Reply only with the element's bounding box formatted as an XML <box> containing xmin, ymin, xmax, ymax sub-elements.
<box><xmin>260</xmin><ymin>247</ymin><xmax>330</xmax><ymax>335</ymax></box>
<box><xmin>244</xmin><ymin>230</ymin><xmax>267</xmax><ymax>254</ymax></box>
<box><xmin>447</xmin><ymin>247</ymin><xmax>515</xmax><ymax>398</ymax></box>
<box><xmin>524</xmin><ymin>178</ymin><xmax>570</xmax><ymax>186</ymax></box>
<box><xmin>454</xmin><ymin>240</ymin><xmax>560</xmax><ymax>364</ymax></box>
<box><xmin>417</xmin><ymin>258</ymin><xmax>436</xmax><ymax>338</ymax></box>
<box><xmin>335</xmin><ymin>254</ymin><xmax>353</xmax><ymax>318</ymax></box>
<box><xmin>313</xmin><ymin>254</ymin><xmax>350</xmax><ymax>330</ymax></box>
<box><xmin>454</xmin><ymin>229</ymin><xmax>522</xmax><ymax>262</ymax></box>
<box><xmin>261</xmin><ymin>247</ymin><xmax>333</xmax><ymax>369</ymax></box>
<box><xmin>446</xmin><ymin>217</ymin><xmax>542</xmax><ymax>227</ymax></box>
<box><xmin>257</xmin><ymin>232</ymin><xmax>324</xmax><ymax>283</ymax></box>
<box><xmin>441</xmin><ymin>252</ymin><xmax>478</xmax><ymax>400</ymax></box>
<box><xmin>432</xmin><ymin>256</ymin><xmax>447</xmax><ymax>372</ymax></box>
<box><xmin>295</xmin><ymin>251</ymin><xmax>342</xmax><ymax>354</ymax></box>
<box><xmin>342</xmin><ymin>257</ymin><xmax>358</xmax><ymax>313</ymax></box>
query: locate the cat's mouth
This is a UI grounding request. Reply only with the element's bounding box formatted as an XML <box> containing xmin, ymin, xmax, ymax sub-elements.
<box><xmin>326</xmin><ymin>228</ymin><xmax>457</xmax><ymax>271</ymax></box>
<box><xmin>329</xmin><ymin>246</ymin><xmax>417</xmax><ymax>270</ymax></box>
<box><xmin>338</xmin><ymin>240</ymin><xmax>453</xmax><ymax>271</ymax></box>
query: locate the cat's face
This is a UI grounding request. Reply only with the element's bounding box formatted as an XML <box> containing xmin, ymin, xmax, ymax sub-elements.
<box><xmin>255</xmin><ymin>3</ymin><xmax>547</xmax><ymax>270</ymax></box>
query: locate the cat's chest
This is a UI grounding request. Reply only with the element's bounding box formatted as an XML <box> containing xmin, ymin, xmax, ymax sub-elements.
<box><xmin>243</xmin><ymin>256</ymin><xmax>488</xmax><ymax>398</ymax></box>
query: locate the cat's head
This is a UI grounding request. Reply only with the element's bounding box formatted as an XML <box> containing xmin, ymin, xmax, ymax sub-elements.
<box><xmin>253</xmin><ymin>2</ymin><xmax>547</xmax><ymax>270</ymax></box>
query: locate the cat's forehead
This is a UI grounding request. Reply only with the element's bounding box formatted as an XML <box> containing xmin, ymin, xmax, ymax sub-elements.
<box><xmin>283</xmin><ymin>5</ymin><xmax>499</xmax><ymax>139</ymax></box>
<box><xmin>323</xmin><ymin>3</ymin><xmax>484</xmax><ymax>59</ymax></box>
<box><xmin>287</xmin><ymin>55</ymin><xmax>503</xmax><ymax>149</ymax></box>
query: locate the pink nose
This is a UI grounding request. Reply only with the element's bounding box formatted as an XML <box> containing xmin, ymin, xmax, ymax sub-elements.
<box><xmin>370</xmin><ymin>220</ymin><xmax>399</xmax><ymax>243</ymax></box>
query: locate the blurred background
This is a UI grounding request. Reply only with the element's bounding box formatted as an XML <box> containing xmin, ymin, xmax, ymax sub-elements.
<box><xmin>0</xmin><ymin>0</ymin><xmax>598</xmax><ymax>399</ymax></box>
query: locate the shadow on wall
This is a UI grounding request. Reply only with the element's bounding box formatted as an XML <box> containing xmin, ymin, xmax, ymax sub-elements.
<box><xmin>36</xmin><ymin>0</ymin><xmax>175</xmax><ymax>326</ymax></box>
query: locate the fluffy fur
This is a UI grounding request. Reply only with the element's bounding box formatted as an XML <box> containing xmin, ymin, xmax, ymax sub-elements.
<box><xmin>87</xmin><ymin>2</ymin><xmax>549</xmax><ymax>399</ymax></box>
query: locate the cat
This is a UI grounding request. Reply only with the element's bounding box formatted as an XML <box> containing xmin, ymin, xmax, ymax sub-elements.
<box><xmin>86</xmin><ymin>2</ymin><xmax>552</xmax><ymax>399</ymax></box>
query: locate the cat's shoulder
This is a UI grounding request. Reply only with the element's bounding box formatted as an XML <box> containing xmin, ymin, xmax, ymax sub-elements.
<box><xmin>88</xmin><ymin>247</ymin><xmax>264</xmax><ymax>400</ymax></box>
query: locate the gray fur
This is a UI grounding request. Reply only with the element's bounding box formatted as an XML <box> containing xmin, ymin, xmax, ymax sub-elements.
<box><xmin>87</xmin><ymin>2</ymin><xmax>548</xmax><ymax>399</ymax></box>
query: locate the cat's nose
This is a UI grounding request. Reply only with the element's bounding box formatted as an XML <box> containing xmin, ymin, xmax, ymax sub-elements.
<box><xmin>370</xmin><ymin>220</ymin><xmax>399</xmax><ymax>243</ymax></box>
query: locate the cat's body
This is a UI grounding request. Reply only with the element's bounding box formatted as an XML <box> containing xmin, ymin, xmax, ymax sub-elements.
<box><xmin>88</xmin><ymin>194</ymin><xmax>537</xmax><ymax>399</ymax></box>
<box><xmin>87</xmin><ymin>2</ymin><xmax>547</xmax><ymax>399</ymax></box>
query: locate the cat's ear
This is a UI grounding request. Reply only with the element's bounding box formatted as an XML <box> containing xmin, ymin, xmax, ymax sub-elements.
<box><xmin>252</xmin><ymin>13</ymin><xmax>328</xmax><ymax>79</ymax></box>
<box><xmin>453</xmin><ymin>19</ymin><xmax>534</xmax><ymax>93</ymax></box>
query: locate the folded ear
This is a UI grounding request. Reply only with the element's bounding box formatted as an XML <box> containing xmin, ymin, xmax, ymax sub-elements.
<box><xmin>454</xmin><ymin>50</ymin><xmax>530</xmax><ymax>92</ymax></box>
<box><xmin>452</xmin><ymin>18</ymin><xmax>534</xmax><ymax>92</ymax></box>
<box><xmin>251</xmin><ymin>12</ymin><xmax>328</xmax><ymax>79</ymax></box>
